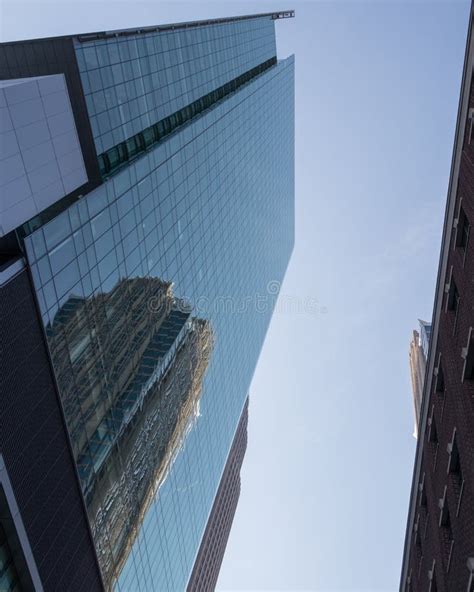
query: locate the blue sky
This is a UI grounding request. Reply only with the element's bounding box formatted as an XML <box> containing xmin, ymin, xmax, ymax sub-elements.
<box><xmin>1</xmin><ymin>1</ymin><xmax>470</xmax><ymax>590</ymax></box>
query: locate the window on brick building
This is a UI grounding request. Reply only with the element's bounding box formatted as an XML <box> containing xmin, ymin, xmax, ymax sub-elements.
<box><xmin>461</xmin><ymin>327</ymin><xmax>474</xmax><ymax>381</ymax></box>
<box><xmin>427</xmin><ymin>407</ymin><xmax>438</xmax><ymax>445</ymax></box>
<box><xmin>444</xmin><ymin>266</ymin><xmax>461</xmax><ymax>330</ymax></box>
<box><xmin>467</xmin><ymin>108</ymin><xmax>474</xmax><ymax>144</ymax></box>
<box><xmin>438</xmin><ymin>486</ymin><xmax>455</xmax><ymax>570</ymax></box>
<box><xmin>414</xmin><ymin>514</ymin><xmax>422</xmax><ymax>549</ymax></box>
<box><xmin>444</xmin><ymin>266</ymin><xmax>453</xmax><ymax>308</ymax></box>
<box><xmin>455</xmin><ymin>205</ymin><xmax>470</xmax><ymax>252</ymax></box>
<box><xmin>428</xmin><ymin>559</ymin><xmax>438</xmax><ymax>592</ymax></box>
<box><xmin>434</xmin><ymin>354</ymin><xmax>445</xmax><ymax>394</ymax></box>
<box><xmin>419</xmin><ymin>472</ymin><xmax>427</xmax><ymax>508</ymax></box>
<box><xmin>467</xmin><ymin>557</ymin><xmax>474</xmax><ymax>592</ymax></box>
<box><xmin>453</xmin><ymin>198</ymin><xmax>471</xmax><ymax>269</ymax></box>
<box><xmin>406</xmin><ymin>569</ymin><xmax>413</xmax><ymax>592</ymax></box>
<box><xmin>447</xmin><ymin>277</ymin><xmax>460</xmax><ymax>313</ymax></box>
<box><xmin>447</xmin><ymin>428</ymin><xmax>464</xmax><ymax>508</ymax></box>
<box><xmin>427</xmin><ymin>407</ymin><xmax>439</xmax><ymax>469</ymax></box>
<box><xmin>423</xmin><ymin>512</ymin><xmax>430</xmax><ymax>539</ymax></box>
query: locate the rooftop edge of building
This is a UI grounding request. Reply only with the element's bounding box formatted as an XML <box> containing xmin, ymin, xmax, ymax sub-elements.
<box><xmin>0</xmin><ymin>10</ymin><xmax>295</xmax><ymax>46</ymax></box>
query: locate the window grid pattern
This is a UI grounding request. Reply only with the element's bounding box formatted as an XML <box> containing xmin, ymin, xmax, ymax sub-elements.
<box><xmin>74</xmin><ymin>17</ymin><xmax>276</xmax><ymax>155</ymax></box>
<box><xmin>24</xmin><ymin>55</ymin><xmax>294</xmax><ymax>591</ymax></box>
<box><xmin>97</xmin><ymin>57</ymin><xmax>277</xmax><ymax>178</ymax></box>
<box><xmin>188</xmin><ymin>400</ymin><xmax>248</xmax><ymax>592</ymax></box>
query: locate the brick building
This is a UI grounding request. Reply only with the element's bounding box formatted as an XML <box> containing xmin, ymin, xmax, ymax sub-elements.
<box><xmin>400</xmin><ymin>4</ymin><xmax>474</xmax><ymax>591</ymax></box>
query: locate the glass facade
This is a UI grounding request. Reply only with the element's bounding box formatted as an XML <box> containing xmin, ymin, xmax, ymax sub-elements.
<box><xmin>23</xmin><ymin>15</ymin><xmax>294</xmax><ymax>591</ymax></box>
<box><xmin>419</xmin><ymin>320</ymin><xmax>431</xmax><ymax>359</ymax></box>
<box><xmin>96</xmin><ymin>57</ymin><xmax>277</xmax><ymax>178</ymax></box>
<box><xmin>74</xmin><ymin>18</ymin><xmax>276</xmax><ymax>154</ymax></box>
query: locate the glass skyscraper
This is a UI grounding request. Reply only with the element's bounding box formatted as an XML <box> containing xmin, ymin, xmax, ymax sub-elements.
<box><xmin>0</xmin><ymin>11</ymin><xmax>294</xmax><ymax>591</ymax></box>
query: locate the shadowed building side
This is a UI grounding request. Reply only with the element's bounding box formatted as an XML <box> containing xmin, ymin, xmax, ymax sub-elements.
<box><xmin>0</xmin><ymin>264</ymin><xmax>103</xmax><ymax>592</ymax></box>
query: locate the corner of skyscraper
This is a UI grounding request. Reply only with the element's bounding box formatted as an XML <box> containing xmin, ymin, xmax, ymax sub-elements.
<box><xmin>0</xmin><ymin>11</ymin><xmax>295</xmax><ymax>591</ymax></box>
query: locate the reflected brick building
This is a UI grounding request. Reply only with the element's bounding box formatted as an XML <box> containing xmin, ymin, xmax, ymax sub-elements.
<box><xmin>46</xmin><ymin>278</ymin><xmax>213</xmax><ymax>585</ymax></box>
<box><xmin>401</xmin><ymin>4</ymin><xmax>474</xmax><ymax>591</ymax></box>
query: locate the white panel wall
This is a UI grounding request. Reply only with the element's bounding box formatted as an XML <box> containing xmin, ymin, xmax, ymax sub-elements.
<box><xmin>0</xmin><ymin>74</ymin><xmax>88</xmax><ymax>236</ymax></box>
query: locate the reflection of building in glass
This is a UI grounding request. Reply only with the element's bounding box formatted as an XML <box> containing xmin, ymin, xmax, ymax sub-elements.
<box><xmin>47</xmin><ymin>278</ymin><xmax>213</xmax><ymax>587</ymax></box>
<box><xmin>408</xmin><ymin>320</ymin><xmax>431</xmax><ymax>438</ymax></box>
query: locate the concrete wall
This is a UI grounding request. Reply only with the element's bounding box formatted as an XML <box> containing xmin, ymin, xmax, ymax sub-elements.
<box><xmin>0</xmin><ymin>75</ymin><xmax>87</xmax><ymax>236</ymax></box>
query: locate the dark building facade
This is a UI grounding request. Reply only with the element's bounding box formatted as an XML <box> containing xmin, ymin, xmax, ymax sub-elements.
<box><xmin>401</xmin><ymin>4</ymin><xmax>474</xmax><ymax>591</ymax></box>
<box><xmin>0</xmin><ymin>12</ymin><xmax>294</xmax><ymax>591</ymax></box>
<box><xmin>187</xmin><ymin>397</ymin><xmax>249</xmax><ymax>592</ymax></box>
<box><xmin>0</xmin><ymin>263</ymin><xmax>104</xmax><ymax>591</ymax></box>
